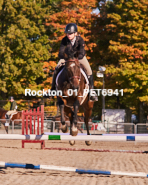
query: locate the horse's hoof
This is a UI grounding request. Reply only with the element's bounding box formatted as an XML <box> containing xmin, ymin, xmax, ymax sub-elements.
<box><xmin>61</xmin><ymin>125</ymin><xmax>69</xmax><ymax>133</ymax></box>
<box><xmin>71</xmin><ymin>126</ymin><xmax>78</xmax><ymax>136</ymax></box>
<box><xmin>85</xmin><ymin>141</ymin><xmax>92</xmax><ymax>146</ymax></box>
<box><xmin>71</xmin><ymin>129</ymin><xmax>78</xmax><ymax>136</ymax></box>
<box><xmin>69</xmin><ymin>140</ymin><xmax>75</xmax><ymax>145</ymax></box>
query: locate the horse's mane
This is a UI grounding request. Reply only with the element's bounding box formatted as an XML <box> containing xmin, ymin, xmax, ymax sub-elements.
<box><xmin>64</xmin><ymin>45</ymin><xmax>79</xmax><ymax>60</ymax></box>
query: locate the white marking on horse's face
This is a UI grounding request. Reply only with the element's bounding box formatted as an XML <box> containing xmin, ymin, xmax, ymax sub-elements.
<box><xmin>70</xmin><ymin>63</ymin><xmax>75</xmax><ymax>68</ymax></box>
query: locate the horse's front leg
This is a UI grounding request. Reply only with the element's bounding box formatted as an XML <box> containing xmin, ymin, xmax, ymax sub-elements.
<box><xmin>3</xmin><ymin>121</ymin><xmax>9</xmax><ymax>134</ymax></box>
<box><xmin>71</xmin><ymin>99</ymin><xmax>79</xmax><ymax>136</ymax></box>
<box><xmin>58</xmin><ymin>97</ymin><xmax>68</xmax><ymax>133</ymax></box>
<box><xmin>4</xmin><ymin>125</ymin><xmax>9</xmax><ymax>134</ymax></box>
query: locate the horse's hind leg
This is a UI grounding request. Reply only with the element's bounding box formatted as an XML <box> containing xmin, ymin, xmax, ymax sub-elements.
<box><xmin>69</xmin><ymin>114</ymin><xmax>75</xmax><ymax>145</ymax></box>
<box><xmin>84</xmin><ymin>101</ymin><xmax>94</xmax><ymax>146</ymax></box>
<box><xmin>84</xmin><ymin>113</ymin><xmax>92</xmax><ymax>146</ymax></box>
<box><xmin>84</xmin><ymin>113</ymin><xmax>91</xmax><ymax>135</ymax></box>
<box><xmin>77</xmin><ymin>125</ymin><xmax>83</xmax><ymax>133</ymax></box>
<box><xmin>84</xmin><ymin>101</ymin><xmax>94</xmax><ymax>135</ymax></box>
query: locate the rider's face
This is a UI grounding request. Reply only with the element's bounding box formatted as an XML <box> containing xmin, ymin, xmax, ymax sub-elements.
<box><xmin>67</xmin><ymin>32</ymin><xmax>77</xmax><ymax>40</ymax></box>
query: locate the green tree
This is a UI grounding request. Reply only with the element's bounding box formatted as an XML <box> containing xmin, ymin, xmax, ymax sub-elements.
<box><xmin>95</xmin><ymin>0</ymin><xmax>148</xmax><ymax>117</ymax></box>
<box><xmin>0</xmin><ymin>0</ymin><xmax>60</xmax><ymax>99</ymax></box>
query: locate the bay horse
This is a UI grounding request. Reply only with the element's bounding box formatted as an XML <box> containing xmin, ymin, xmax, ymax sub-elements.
<box><xmin>56</xmin><ymin>48</ymin><xmax>94</xmax><ymax>145</ymax></box>
<box><xmin>0</xmin><ymin>108</ymin><xmax>22</xmax><ymax>133</ymax></box>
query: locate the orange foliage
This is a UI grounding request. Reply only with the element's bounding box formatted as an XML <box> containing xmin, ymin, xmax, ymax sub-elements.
<box><xmin>43</xmin><ymin>0</ymin><xmax>99</xmax><ymax>89</ymax></box>
<box><xmin>45</xmin><ymin>0</ymin><xmax>98</xmax><ymax>59</ymax></box>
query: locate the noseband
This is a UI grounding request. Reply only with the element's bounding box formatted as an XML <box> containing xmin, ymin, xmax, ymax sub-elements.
<box><xmin>69</xmin><ymin>76</ymin><xmax>80</xmax><ymax>80</ymax></box>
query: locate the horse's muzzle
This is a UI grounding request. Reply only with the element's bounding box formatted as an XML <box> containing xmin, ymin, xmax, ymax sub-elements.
<box><xmin>72</xmin><ymin>85</ymin><xmax>79</xmax><ymax>91</ymax></box>
<box><xmin>69</xmin><ymin>76</ymin><xmax>80</xmax><ymax>91</ymax></box>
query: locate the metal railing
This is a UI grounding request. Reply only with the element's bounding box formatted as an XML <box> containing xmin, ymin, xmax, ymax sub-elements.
<box><xmin>105</xmin><ymin>122</ymin><xmax>148</xmax><ymax>134</ymax></box>
<box><xmin>1</xmin><ymin>118</ymin><xmax>148</xmax><ymax>135</ymax></box>
<box><xmin>45</xmin><ymin>120</ymin><xmax>93</xmax><ymax>133</ymax></box>
<box><xmin>0</xmin><ymin>119</ymin><xmax>93</xmax><ymax>134</ymax></box>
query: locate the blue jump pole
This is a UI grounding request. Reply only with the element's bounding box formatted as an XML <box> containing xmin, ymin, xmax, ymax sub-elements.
<box><xmin>0</xmin><ymin>161</ymin><xmax>148</xmax><ymax>178</ymax></box>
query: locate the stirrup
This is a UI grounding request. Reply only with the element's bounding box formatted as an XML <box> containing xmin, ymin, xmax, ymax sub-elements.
<box><xmin>90</xmin><ymin>90</ymin><xmax>98</xmax><ymax>101</ymax></box>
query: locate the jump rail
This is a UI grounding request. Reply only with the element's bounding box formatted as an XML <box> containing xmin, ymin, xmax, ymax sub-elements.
<box><xmin>1</xmin><ymin>134</ymin><xmax>148</xmax><ymax>142</ymax></box>
<box><xmin>0</xmin><ymin>161</ymin><xmax>148</xmax><ymax>178</ymax></box>
<box><xmin>22</xmin><ymin>105</ymin><xmax>44</xmax><ymax>149</ymax></box>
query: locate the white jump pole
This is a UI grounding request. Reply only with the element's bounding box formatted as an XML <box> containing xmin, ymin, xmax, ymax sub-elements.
<box><xmin>0</xmin><ymin>161</ymin><xmax>148</xmax><ymax>178</ymax></box>
<box><xmin>0</xmin><ymin>134</ymin><xmax>148</xmax><ymax>142</ymax></box>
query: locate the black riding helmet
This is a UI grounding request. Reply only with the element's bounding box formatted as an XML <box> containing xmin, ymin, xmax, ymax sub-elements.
<box><xmin>65</xmin><ymin>23</ymin><xmax>77</xmax><ymax>34</ymax></box>
<box><xmin>9</xmin><ymin>96</ymin><xmax>14</xmax><ymax>100</ymax></box>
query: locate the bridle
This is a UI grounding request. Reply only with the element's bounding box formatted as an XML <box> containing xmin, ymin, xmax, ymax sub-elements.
<box><xmin>69</xmin><ymin>75</ymin><xmax>81</xmax><ymax>80</ymax></box>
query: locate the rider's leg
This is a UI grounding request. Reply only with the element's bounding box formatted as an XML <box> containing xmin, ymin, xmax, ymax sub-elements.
<box><xmin>5</xmin><ymin>110</ymin><xmax>17</xmax><ymax>118</ymax></box>
<box><xmin>79</xmin><ymin>56</ymin><xmax>98</xmax><ymax>101</ymax></box>
<box><xmin>5</xmin><ymin>110</ymin><xmax>16</xmax><ymax>126</ymax></box>
<box><xmin>51</xmin><ymin>59</ymin><xmax>65</xmax><ymax>91</ymax></box>
<box><xmin>5</xmin><ymin>114</ymin><xmax>9</xmax><ymax>119</ymax></box>
<box><xmin>79</xmin><ymin>56</ymin><xmax>92</xmax><ymax>75</ymax></box>
<box><xmin>88</xmin><ymin>75</ymin><xmax>98</xmax><ymax>101</ymax></box>
<box><xmin>5</xmin><ymin>111</ymin><xmax>12</xmax><ymax>119</ymax></box>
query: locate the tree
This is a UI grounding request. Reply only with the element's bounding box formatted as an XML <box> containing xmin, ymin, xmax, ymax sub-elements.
<box><xmin>44</xmin><ymin>0</ymin><xmax>98</xmax><ymax>83</ymax></box>
<box><xmin>95</xmin><ymin>0</ymin><xmax>148</xmax><ymax>118</ymax></box>
<box><xmin>43</xmin><ymin>0</ymin><xmax>105</xmax><ymax>117</ymax></box>
<box><xmin>0</xmin><ymin>0</ymin><xmax>60</xmax><ymax>99</ymax></box>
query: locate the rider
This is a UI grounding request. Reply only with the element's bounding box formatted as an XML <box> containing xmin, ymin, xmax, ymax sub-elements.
<box><xmin>51</xmin><ymin>23</ymin><xmax>98</xmax><ymax>101</ymax></box>
<box><xmin>5</xmin><ymin>96</ymin><xmax>17</xmax><ymax>122</ymax></box>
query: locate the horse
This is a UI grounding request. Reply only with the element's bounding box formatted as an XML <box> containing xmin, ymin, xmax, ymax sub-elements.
<box><xmin>0</xmin><ymin>108</ymin><xmax>22</xmax><ymax>133</ymax></box>
<box><xmin>55</xmin><ymin>48</ymin><xmax>94</xmax><ymax>145</ymax></box>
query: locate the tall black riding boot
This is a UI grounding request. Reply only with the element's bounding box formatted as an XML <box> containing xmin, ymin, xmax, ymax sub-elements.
<box><xmin>51</xmin><ymin>67</ymin><xmax>59</xmax><ymax>91</ymax></box>
<box><xmin>43</xmin><ymin>67</ymin><xmax>59</xmax><ymax>99</ymax></box>
<box><xmin>88</xmin><ymin>75</ymin><xmax>98</xmax><ymax>101</ymax></box>
<box><xmin>5</xmin><ymin>114</ymin><xmax>10</xmax><ymax>126</ymax></box>
<box><xmin>5</xmin><ymin>114</ymin><xmax>9</xmax><ymax>120</ymax></box>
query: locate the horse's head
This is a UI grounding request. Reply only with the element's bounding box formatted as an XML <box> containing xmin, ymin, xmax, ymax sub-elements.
<box><xmin>64</xmin><ymin>46</ymin><xmax>81</xmax><ymax>90</ymax></box>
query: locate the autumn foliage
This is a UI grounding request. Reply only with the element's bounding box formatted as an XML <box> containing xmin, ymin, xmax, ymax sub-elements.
<box><xmin>1</xmin><ymin>0</ymin><xmax>148</xmax><ymax>119</ymax></box>
<box><xmin>95</xmin><ymin>0</ymin><xmax>148</xmax><ymax>117</ymax></box>
<box><xmin>45</xmin><ymin>0</ymin><xmax>98</xmax><ymax>59</ymax></box>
